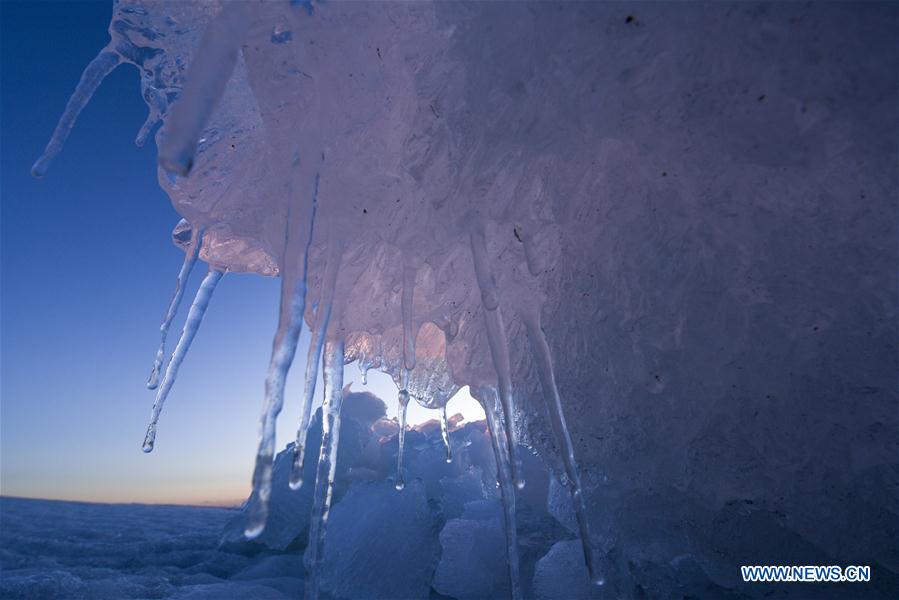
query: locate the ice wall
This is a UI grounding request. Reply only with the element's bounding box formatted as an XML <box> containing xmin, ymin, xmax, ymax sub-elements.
<box><xmin>34</xmin><ymin>1</ymin><xmax>898</xmax><ymax>598</ymax></box>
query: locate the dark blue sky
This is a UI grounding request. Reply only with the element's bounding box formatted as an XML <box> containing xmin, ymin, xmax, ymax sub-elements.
<box><xmin>1</xmin><ymin>0</ymin><xmax>478</xmax><ymax>504</ymax></box>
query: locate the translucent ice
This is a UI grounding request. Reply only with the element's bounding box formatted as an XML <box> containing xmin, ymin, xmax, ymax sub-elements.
<box><xmin>439</xmin><ymin>468</ymin><xmax>489</xmax><ymax>521</ymax></box>
<box><xmin>533</xmin><ymin>541</ymin><xmax>596</xmax><ymax>600</ymax></box>
<box><xmin>221</xmin><ymin>391</ymin><xmax>379</xmax><ymax>551</ymax></box>
<box><xmin>524</xmin><ymin>311</ymin><xmax>599</xmax><ymax>582</ymax></box>
<box><xmin>319</xmin><ymin>480</ymin><xmax>439</xmax><ymax>600</ymax></box>
<box><xmin>440</xmin><ymin>405</ymin><xmax>453</xmax><ymax>463</ymax></box>
<box><xmin>433</xmin><ymin>502</ymin><xmax>509</xmax><ymax>600</ymax></box>
<box><xmin>290</xmin><ymin>233</ymin><xmax>344</xmax><ymax>490</ymax></box>
<box><xmin>34</xmin><ymin>0</ymin><xmax>601</xmax><ymax>589</ymax></box>
<box><xmin>41</xmin><ymin>0</ymin><xmax>899</xmax><ymax>593</ymax></box>
<box><xmin>142</xmin><ymin>266</ymin><xmax>223</xmax><ymax>452</ymax></box>
<box><xmin>474</xmin><ymin>386</ymin><xmax>522</xmax><ymax>599</ymax></box>
<box><xmin>40</xmin><ymin>2</ymin><xmax>899</xmax><ymax>597</ymax></box>
<box><xmin>31</xmin><ymin>50</ymin><xmax>120</xmax><ymax>178</ymax></box>
<box><xmin>303</xmin><ymin>338</ymin><xmax>345</xmax><ymax>600</ymax></box>
<box><xmin>395</xmin><ymin>387</ymin><xmax>410</xmax><ymax>491</ymax></box>
<box><xmin>147</xmin><ymin>220</ymin><xmax>202</xmax><ymax>390</ymax></box>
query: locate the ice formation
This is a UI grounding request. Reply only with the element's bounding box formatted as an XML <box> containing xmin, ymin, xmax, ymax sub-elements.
<box><xmin>146</xmin><ymin>219</ymin><xmax>201</xmax><ymax>390</ymax></box>
<box><xmin>142</xmin><ymin>263</ymin><xmax>223</xmax><ymax>452</ymax></box>
<box><xmin>33</xmin><ymin>0</ymin><xmax>600</xmax><ymax>596</ymax></box>
<box><xmin>33</xmin><ymin>0</ymin><xmax>899</xmax><ymax>598</ymax></box>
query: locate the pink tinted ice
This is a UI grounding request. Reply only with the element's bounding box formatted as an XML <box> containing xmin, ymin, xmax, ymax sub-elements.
<box><xmin>33</xmin><ymin>1</ymin><xmax>600</xmax><ymax>595</ymax></box>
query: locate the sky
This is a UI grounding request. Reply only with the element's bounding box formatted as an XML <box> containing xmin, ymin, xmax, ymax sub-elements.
<box><xmin>0</xmin><ymin>1</ymin><xmax>481</xmax><ymax>506</ymax></box>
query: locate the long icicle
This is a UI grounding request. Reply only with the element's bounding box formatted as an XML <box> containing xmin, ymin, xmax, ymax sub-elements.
<box><xmin>134</xmin><ymin>112</ymin><xmax>160</xmax><ymax>148</ymax></box>
<box><xmin>470</xmin><ymin>229</ymin><xmax>524</xmax><ymax>489</ymax></box>
<box><xmin>475</xmin><ymin>386</ymin><xmax>523</xmax><ymax>600</ymax></box>
<box><xmin>245</xmin><ymin>174</ymin><xmax>320</xmax><ymax>538</ymax></box>
<box><xmin>303</xmin><ymin>336</ymin><xmax>345</xmax><ymax>600</ymax></box>
<box><xmin>524</xmin><ymin>311</ymin><xmax>602</xmax><ymax>584</ymax></box>
<box><xmin>32</xmin><ymin>48</ymin><xmax>120</xmax><ymax>178</ymax></box>
<box><xmin>290</xmin><ymin>233</ymin><xmax>344</xmax><ymax>489</ymax></box>
<box><xmin>440</xmin><ymin>404</ymin><xmax>453</xmax><ymax>463</ymax></box>
<box><xmin>142</xmin><ymin>266</ymin><xmax>224</xmax><ymax>452</ymax></box>
<box><xmin>396</xmin><ymin>259</ymin><xmax>416</xmax><ymax>488</ymax></box>
<box><xmin>395</xmin><ymin>371</ymin><xmax>410</xmax><ymax>490</ymax></box>
<box><xmin>147</xmin><ymin>226</ymin><xmax>203</xmax><ymax>390</ymax></box>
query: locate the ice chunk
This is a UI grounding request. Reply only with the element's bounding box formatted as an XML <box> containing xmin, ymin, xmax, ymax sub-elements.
<box><xmin>433</xmin><ymin>508</ymin><xmax>509</xmax><ymax>600</ymax></box>
<box><xmin>533</xmin><ymin>540</ymin><xmax>596</xmax><ymax>600</ymax></box>
<box><xmin>439</xmin><ymin>468</ymin><xmax>488</xmax><ymax>520</ymax></box>
<box><xmin>221</xmin><ymin>438</ymin><xmax>317</xmax><ymax>551</ymax></box>
<box><xmin>319</xmin><ymin>480</ymin><xmax>439</xmax><ymax>600</ymax></box>
<box><xmin>221</xmin><ymin>392</ymin><xmax>376</xmax><ymax>551</ymax></box>
<box><xmin>399</xmin><ymin>422</ymin><xmax>468</xmax><ymax>501</ymax></box>
<box><xmin>547</xmin><ymin>474</ymin><xmax>577</xmax><ymax>535</ymax></box>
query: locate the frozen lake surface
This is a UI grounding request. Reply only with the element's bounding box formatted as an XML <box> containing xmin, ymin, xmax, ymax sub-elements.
<box><xmin>0</xmin><ymin>497</ymin><xmax>301</xmax><ymax>599</ymax></box>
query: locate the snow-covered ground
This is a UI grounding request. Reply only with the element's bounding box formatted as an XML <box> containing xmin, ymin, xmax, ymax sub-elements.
<box><xmin>0</xmin><ymin>497</ymin><xmax>301</xmax><ymax>599</ymax></box>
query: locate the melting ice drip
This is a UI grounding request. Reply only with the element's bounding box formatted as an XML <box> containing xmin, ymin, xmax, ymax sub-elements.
<box><xmin>32</xmin><ymin>1</ymin><xmax>603</xmax><ymax>597</ymax></box>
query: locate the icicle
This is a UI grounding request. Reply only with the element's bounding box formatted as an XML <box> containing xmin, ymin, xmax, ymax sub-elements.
<box><xmin>303</xmin><ymin>336</ymin><xmax>345</xmax><ymax>600</ymax></box>
<box><xmin>401</xmin><ymin>260</ymin><xmax>417</xmax><ymax>371</ymax></box>
<box><xmin>288</xmin><ymin>314</ymin><xmax>326</xmax><ymax>490</ymax></box>
<box><xmin>157</xmin><ymin>1</ymin><xmax>250</xmax><ymax>176</ymax></box>
<box><xmin>244</xmin><ymin>174</ymin><xmax>320</xmax><ymax>538</ymax></box>
<box><xmin>142</xmin><ymin>267</ymin><xmax>224</xmax><ymax>452</ymax></box>
<box><xmin>147</xmin><ymin>226</ymin><xmax>203</xmax><ymax>390</ymax></box>
<box><xmin>440</xmin><ymin>405</ymin><xmax>453</xmax><ymax>463</ymax></box>
<box><xmin>395</xmin><ymin>371</ymin><xmax>410</xmax><ymax>491</ymax></box>
<box><xmin>474</xmin><ymin>386</ymin><xmax>523</xmax><ymax>600</ymax></box>
<box><xmin>470</xmin><ymin>230</ymin><xmax>524</xmax><ymax>489</ymax></box>
<box><xmin>524</xmin><ymin>311</ymin><xmax>602</xmax><ymax>584</ymax></box>
<box><xmin>134</xmin><ymin>113</ymin><xmax>160</xmax><ymax>148</ymax></box>
<box><xmin>31</xmin><ymin>48</ymin><xmax>120</xmax><ymax>178</ymax></box>
<box><xmin>290</xmin><ymin>234</ymin><xmax>344</xmax><ymax>490</ymax></box>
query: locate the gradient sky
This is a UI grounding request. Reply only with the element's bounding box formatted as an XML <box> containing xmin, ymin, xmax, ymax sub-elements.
<box><xmin>1</xmin><ymin>1</ymin><xmax>480</xmax><ymax>505</ymax></box>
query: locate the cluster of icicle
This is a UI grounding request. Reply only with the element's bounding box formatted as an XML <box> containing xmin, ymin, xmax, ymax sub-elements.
<box><xmin>33</xmin><ymin>1</ymin><xmax>603</xmax><ymax>598</ymax></box>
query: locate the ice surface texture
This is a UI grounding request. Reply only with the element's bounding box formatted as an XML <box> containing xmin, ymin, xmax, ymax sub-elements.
<box><xmin>0</xmin><ymin>497</ymin><xmax>266</xmax><ymax>599</ymax></box>
<box><xmin>33</xmin><ymin>0</ymin><xmax>899</xmax><ymax>598</ymax></box>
